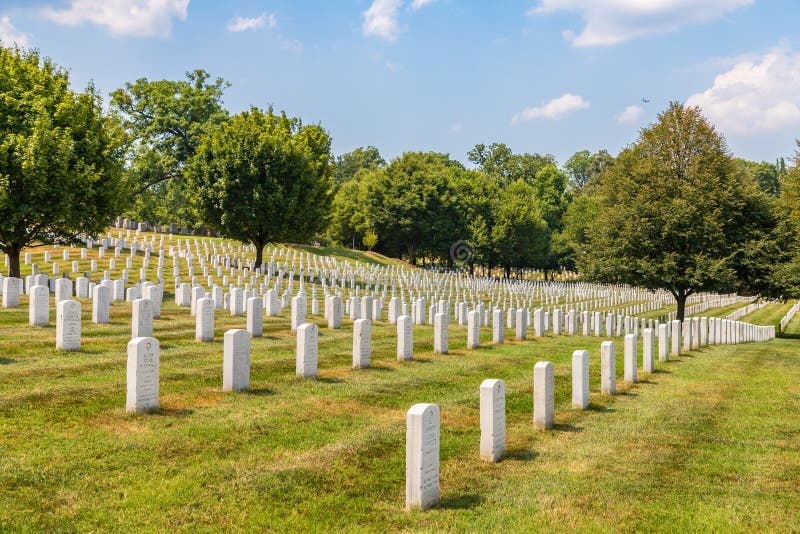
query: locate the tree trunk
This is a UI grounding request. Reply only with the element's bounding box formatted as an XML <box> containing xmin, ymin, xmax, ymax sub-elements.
<box><xmin>252</xmin><ymin>238</ymin><xmax>264</xmax><ymax>272</ymax></box>
<box><xmin>672</xmin><ymin>289</ymin><xmax>693</xmax><ymax>322</ymax></box>
<box><xmin>504</xmin><ymin>265</ymin><xmax>511</xmax><ymax>279</ymax></box>
<box><xmin>5</xmin><ymin>245</ymin><xmax>21</xmax><ymax>278</ymax></box>
<box><xmin>469</xmin><ymin>261</ymin><xmax>474</xmax><ymax>276</ymax></box>
<box><xmin>407</xmin><ymin>244</ymin><xmax>416</xmax><ymax>266</ymax></box>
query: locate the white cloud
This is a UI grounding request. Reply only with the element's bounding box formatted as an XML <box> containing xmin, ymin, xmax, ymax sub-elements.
<box><xmin>227</xmin><ymin>12</ymin><xmax>276</xmax><ymax>33</ymax></box>
<box><xmin>511</xmin><ymin>93</ymin><xmax>590</xmax><ymax>124</ymax></box>
<box><xmin>363</xmin><ymin>0</ymin><xmax>402</xmax><ymax>41</ymax></box>
<box><xmin>616</xmin><ymin>104</ymin><xmax>644</xmax><ymax>124</ymax></box>
<box><xmin>384</xmin><ymin>60</ymin><xmax>403</xmax><ymax>72</ymax></box>
<box><xmin>0</xmin><ymin>16</ymin><xmax>29</xmax><ymax>48</ymax></box>
<box><xmin>686</xmin><ymin>48</ymin><xmax>800</xmax><ymax>134</ymax></box>
<box><xmin>529</xmin><ymin>0</ymin><xmax>753</xmax><ymax>47</ymax></box>
<box><xmin>40</xmin><ymin>0</ymin><xmax>189</xmax><ymax>38</ymax></box>
<box><xmin>411</xmin><ymin>0</ymin><xmax>437</xmax><ymax>9</ymax></box>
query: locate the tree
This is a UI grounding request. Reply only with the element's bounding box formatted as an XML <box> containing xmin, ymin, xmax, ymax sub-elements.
<box><xmin>491</xmin><ymin>180</ymin><xmax>550</xmax><ymax>278</ymax></box>
<box><xmin>582</xmin><ymin>102</ymin><xmax>772</xmax><ymax>321</ymax></box>
<box><xmin>468</xmin><ymin>143</ymin><xmax>555</xmax><ymax>187</ymax></box>
<box><xmin>564</xmin><ymin>149</ymin><xmax>615</xmax><ymax>192</ymax></box>
<box><xmin>360</xmin><ymin>152</ymin><xmax>464</xmax><ymax>265</ymax></box>
<box><xmin>772</xmin><ymin>142</ymin><xmax>800</xmax><ymax>298</ymax></box>
<box><xmin>363</xmin><ymin>231</ymin><xmax>378</xmax><ymax>251</ymax></box>
<box><xmin>333</xmin><ymin>146</ymin><xmax>385</xmax><ymax>185</ymax></box>
<box><xmin>111</xmin><ymin>70</ymin><xmax>229</xmax><ymax>227</ymax></box>
<box><xmin>0</xmin><ymin>46</ymin><xmax>127</xmax><ymax>278</ymax></box>
<box><xmin>734</xmin><ymin>157</ymin><xmax>785</xmax><ymax>197</ymax></box>
<box><xmin>186</xmin><ymin>107</ymin><xmax>333</xmax><ymax>268</ymax></box>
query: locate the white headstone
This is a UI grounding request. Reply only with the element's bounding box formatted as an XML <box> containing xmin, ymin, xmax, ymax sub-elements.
<box><xmin>642</xmin><ymin>328</ymin><xmax>655</xmax><ymax>374</ymax></box>
<box><xmin>92</xmin><ymin>284</ymin><xmax>110</xmax><ymax>324</ymax></box>
<box><xmin>601</xmin><ymin>340</ymin><xmax>616</xmax><ymax>395</ymax></box>
<box><xmin>658</xmin><ymin>323</ymin><xmax>669</xmax><ymax>362</ymax></box>
<box><xmin>291</xmin><ymin>294</ymin><xmax>306</xmax><ymax>331</ymax></box>
<box><xmin>467</xmin><ymin>310</ymin><xmax>480</xmax><ymax>349</ymax></box>
<box><xmin>405</xmin><ymin>403</ymin><xmax>440</xmax><ymax>511</ymax></box>
<box><xmin>353</xmin><ymin>318</ymin><xmax>371</xmax><ymax>369</ymax></box>
<box><xmin>196</xmin><ymin>297</ymin><xmax>214</xmax><ymax>342</ymax></box>
<box><xmin>623</xmin><ymin>333</ymin><xmax>637</xmax><ymax>383</ymax></box>
<box><xmin>132</xmin><ymin>298</ymin><xmax>153</xmax><ymax>339</ymax></box>
<box><xmin>126</xmin><ymin>337</ymin><xmax>159</xmax><ymax>413</ymax></box>
<box><xmin>492</xmin><ymin>308</ymin><xmax>504</xmax><ymax>344</ymax></box>
<box><xmin>533</xmin><ymin>361</ymin><xmax>554</xmax><ymax>430</ymax></box>
<box><xmin>397</xmin><ymin>315</ymin><xmax>413</xmax><ymax>361</ymax></box>
<box><xmin>480</xmin><ymin>379</ymin><xmax>505</xmax><ymax>463</ymax></box>
<box><xmin>572</xmin><ymin>349</ymin><xmax>589</xmax><ymax>409</ymax></box>
<box><xmin>296</xmin><ymin>323</ymin><xmax>318</xmax><ymax>378</ymax></box>
<box><xmin>29</xmin><ymin>285</ymin><xmax>49</xmax><ymax>326</ymax></box>
<box><xmin>246</xmin><ymin>297</ymin><xmax>263</xmax><ymax>337</ymax></box>
<box><xmin>433</xmin><ymin>312</ymin><xmax>448</xmax><ymax>355</ymax></box>
<box><xmin>54</xmin><ymin>278</ymin><xmax>72</xmax><ymax>303</ymax></box>
<box><xmin>56</xmin><ymin>299</ymin><xmax>81</xmax><ymax>351</ymax></box>
<box><xmin>2</xmin><ymin>277</ymin><xmax>21</xmax><ymax>308</ymax></box>
<box><xmin>223</xmin><ymin>329</ymin><xmax>250</xmax><ymax>392</ymax></box>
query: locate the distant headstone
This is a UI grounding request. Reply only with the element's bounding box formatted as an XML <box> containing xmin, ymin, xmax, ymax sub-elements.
<box><xmin>291</xmin><ymin>293</ymin><xmax>306</xmax><ymax>331</ymax></box>
<box><xmin>327</xmin><ymin>295</ymin><xmax>342</xmax><ymax>329</ymax></box>
<box><xmin>467</xmin><ymin>310</ymin><xmax>480</xmax><ymax>349</ymax></box>
<box><xmin>196</xmin><ymin>297</ymin><xmax>214</xmax><ymax>342</ymax></box>
<box><xmin>515</xmin><ymin>308</ymin><xmax>527</xmax><ymax>340</ymax></box>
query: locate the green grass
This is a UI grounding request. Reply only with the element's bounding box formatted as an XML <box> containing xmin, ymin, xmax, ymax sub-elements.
<box><xmin>1</xmin><ymin>237</ymin><xmax>798</xmax><ymax>532</ymax></box>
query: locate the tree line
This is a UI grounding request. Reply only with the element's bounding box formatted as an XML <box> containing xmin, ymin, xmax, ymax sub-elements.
<box><xmin>2</xmin><ymin>46</ymin><xmax>800</xmax><ymax>319</ymax></box>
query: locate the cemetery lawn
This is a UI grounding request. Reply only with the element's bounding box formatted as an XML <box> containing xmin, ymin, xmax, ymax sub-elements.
<box><xmin>1</xmin><ymin>296</ymin><xmax>798</xmax><ymax>532</ymax></box>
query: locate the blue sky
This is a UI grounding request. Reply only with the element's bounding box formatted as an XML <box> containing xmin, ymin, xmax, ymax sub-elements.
<box><xmin>2</xmin><ymin>0</ymin><xmax>800</xmax><ymax>166</ymax></box>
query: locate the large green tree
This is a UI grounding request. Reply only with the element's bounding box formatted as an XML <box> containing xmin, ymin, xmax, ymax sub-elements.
<box><xmin>333</xmin><ymin>146</ymin><xmax>385</xmax><ymax>185</ymax></box>
<box><xmin>0</xmin><ymin>46</ymin><xmax>127</xmax><ymax>278</ymax></box>
<box><xmin>111</xmin><ymin>70</ymin><xmax>229</xmax><ymax>228</ymax></box>
<box><xmin>491</xmin><ymin>179</ymin><xmax>550</xmax><ymax>278</ymax></box>
<box><xmin>186</xmin><ymin>108</ymin><xmax>333</xmax><ymax>268</ymax></box>
<box><xmin>358</xmin><ymin>152</ymin><xmax>465</xmax><ymax>265</ymax></box>
<box><xmin>582</xmin><ymin>102</ymin><xmax>773</xmax><ymax>321</ymax></box>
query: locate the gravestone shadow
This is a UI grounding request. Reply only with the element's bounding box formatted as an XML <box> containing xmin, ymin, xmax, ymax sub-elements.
<box><xmin>0</xmin><ymin>358</ymin><xmax>16</xmax><ymax>364</ymax></box>
<box><xmin>245</xmin><ymin>388</ymin><xmax>275</xmax><ymax>396</ymax></box>
<box><xmin>586</xmin><ymin>404</ymin><xmax>616</xmax><ymax>413</ymax></box>
<box><xmin>505</xmin><ymin>448</ymin><xmax>539</xmax><ymax>461</ymax></box>
<box><xmin>437</xmin><ymin>493</ymin><xmax>485</xmax><ymax>510</ymax></box>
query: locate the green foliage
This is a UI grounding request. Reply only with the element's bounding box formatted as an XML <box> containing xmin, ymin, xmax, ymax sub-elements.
<box><xmin>360</xmin><ymin>152</ymin><xmax>465</xmax><ymax>265</ymax></box>
<box><xmin>333</xmin><ymin>146</ymin><xmax>385</xmax><ymax>185</ymax></box>
<box><xmin>186</xmin><ymin>107</ymin><xmax>333</xmax><ymax>267</ymax></box>
<box><xmin>0</xmin><ymin>45</ymin><xmax>127</xmax><ymax>277</ymax></box>
<box><xmin>111</xmin><ymin>70</ymin><xmax>230</xmax><ymax>228</ymax></box>
<box><xmin>564</xmin><ymin>149</ymin><xmax>615</xmax><ymax>192</ymax></box>
<box><xmin>468</xmin><ymin>142</ymin><xmax>556</xmax><ymax>187</ymax></box>
<box><xmin>581</xmin><ymin>102</ymin><xmax>774</xmax><ymax>319</ymax></box>
<box><xmin>734</xmin><ymin>157</ymin><xmax>785</xmax><ymax>196</ymax></box>
<box><xmin>491</xmin><ymin>179</ymin><xmax>550</xmax><ymax>276</ymax></box>
<box><xmin>362</xmin><ymin>230</ymin><xmax>378</xmax><ymax>251</ymax></box>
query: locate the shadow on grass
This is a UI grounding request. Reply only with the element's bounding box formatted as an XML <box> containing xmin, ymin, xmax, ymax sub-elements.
<box><xmin>505</xmin><ymin>448</ymin><xmax>539</xmax><ymax>461</ymax></box>
<box><xmin>652</xmin><ymin>368</ymin><xmax>672</xmax><ymax>374</ymax></box>
<box><xmin>778</xmin><ymin>333</ymin><xmax>800</xmax><ymax>340</ymax></box>
<box><xmin>586</xmin><ymin>403</ymin><xmax>616</xmax><ymax>413</ymax></box>
<box><xmin>245</xmin><ymin>388</ymin><xmax>275</xmax><ymax>396</ymax></box>
<box><xmin>636</xmin><ymin>378</ymin><xmax>658</xmax><ymax>385</ymax></box>
<box><xmin>369</xmin><ymin>365</ymin><xmax>395</xmax><ymax>372</ymax></box>
<box><xmin>553</xmin><ymin>423</ymin><xmax>583</xmax><ymax>433</ymax></box>
<box><xmin>0</xmin><ymin>358</ymin><xmax>16</xmax><ymax>364</ymax></box>
<box><xmin>317</xmin><ymin>377</ymin><xmax>344</xmax><ymax>384</ymax></box>
<box><xmin>155</xmin><ymin>407</ymin><xmax>194</xmax><ymax>417</ymax></box>
<box><xmin>437</xmin><ymin>493</ymin><xmax>485</xmax><ymax>510</ymax></box>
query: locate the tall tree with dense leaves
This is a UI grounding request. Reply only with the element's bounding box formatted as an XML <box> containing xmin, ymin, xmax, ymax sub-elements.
<box><xmin>0</xmin><ymin>46</ymin><xmax>127</xmax><ymax>278</ymax></box>
<box><xmin>772</xmin><ymin>143</ymin><xmax>800</xmax><ymax>297</ymax></box>
<box><xmin>333</xmin><ymin>146</ymin><xmax>385</xmax><ymax>185</ymax></box>
<box><xmin>564</xmin><ymin>149</ymin><xmax>615</xmax><ymax>192</ymax></box>
<box><xmin>360</xmin><ymin>152</ymin><xmax>464</xmax><ymax>265</ymax></box>
<box><xmin>111</xmin><ymin>70</ymin><xmax>229</xmax><ymax>227</ymax></box>
<box><xmin>491</xmin><ymin>180</ymin><xmax>550</xmax><ymax>278</ymax></box>
<box><xmin>582</xmin><ymin>102</ymin><xmax>772</xmax><ymax>321</ymax></box>
<box><xmin>186</xmin><ymin>108</ymin><xmax>333</xmax><ymax>268</ymax></box>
